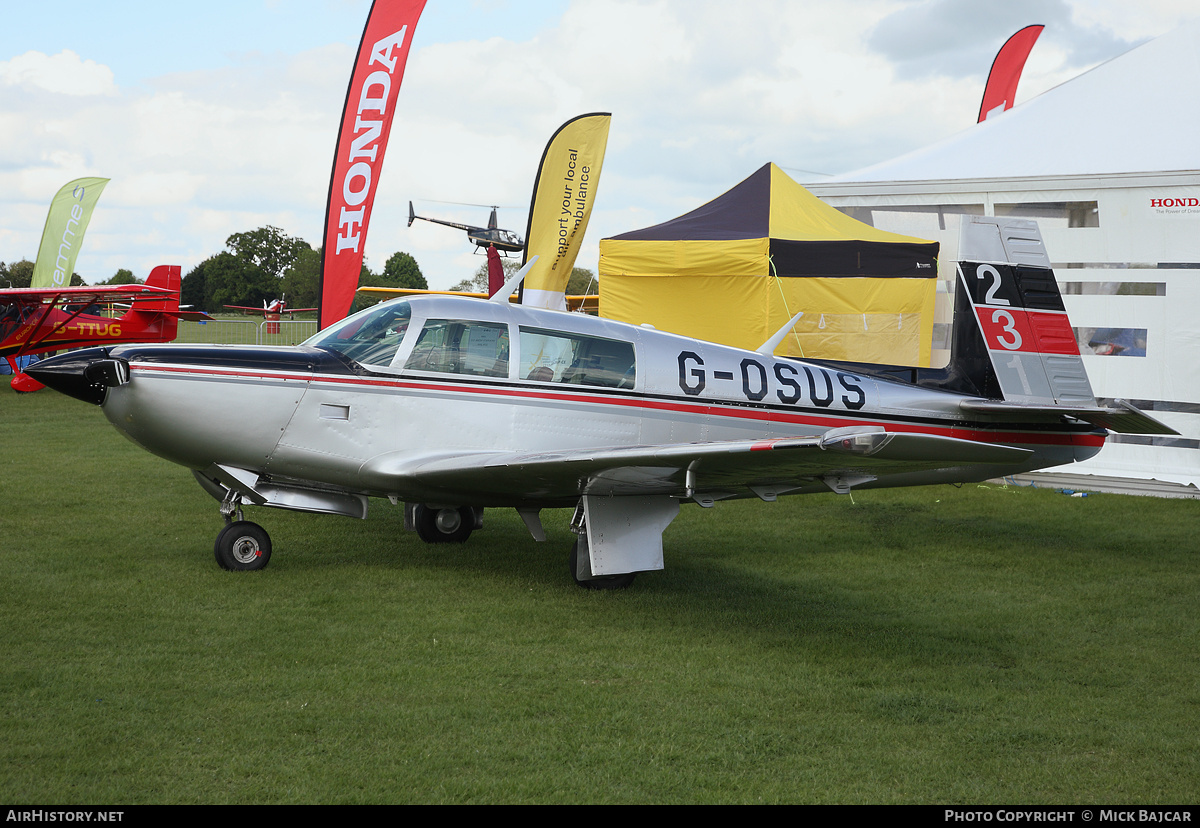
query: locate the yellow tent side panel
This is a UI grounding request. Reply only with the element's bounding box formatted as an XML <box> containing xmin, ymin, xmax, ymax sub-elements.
<box><xmin>765</xmin><ymin>277</ymin><xmax>937</xmax><ymax>365</ymax></box>
<box><xmin>601</xmin><ymin>274</ymin><xmax>775</xmax><ymax>351</ymax></box>
<box><xmin>599</xmin><ymin>238</ymin><xmax>768</xmax><ymax>278</ymax></box>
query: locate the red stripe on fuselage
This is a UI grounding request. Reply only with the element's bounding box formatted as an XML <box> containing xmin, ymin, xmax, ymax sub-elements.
<box><xmin>128</xmin><ymin>362</ymin><xmax>1106</xmax><ymax>450</ymax></box>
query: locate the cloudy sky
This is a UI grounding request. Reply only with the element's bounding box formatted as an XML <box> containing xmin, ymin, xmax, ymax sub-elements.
<box><xmin>1</xmin><ymin>0</ymin><xmax>1195</xmax><ymax>289</ymax></box>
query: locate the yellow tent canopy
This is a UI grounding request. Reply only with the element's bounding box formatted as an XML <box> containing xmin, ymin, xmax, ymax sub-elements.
<box><xmin>599</xmin><ymin>163</ymin><xmax>939</xmax><ymax>365</ymax></box>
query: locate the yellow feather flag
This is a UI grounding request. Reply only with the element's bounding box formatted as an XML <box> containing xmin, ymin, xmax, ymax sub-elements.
<box><xmin>521</xmin><ymin>113</ymin><xmax>610</xmax><ymax>309</ymax></box>
<box><xmin>31</xmin><ymin>178</ymin><xmax>109</xmax><ymax>288</ymax></box>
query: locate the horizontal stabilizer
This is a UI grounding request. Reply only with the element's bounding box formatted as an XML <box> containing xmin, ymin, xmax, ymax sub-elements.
<box><xmin>960</xmin><ymin>398</ymin><xmax>1178</xmax><ymax>435</ymax></box>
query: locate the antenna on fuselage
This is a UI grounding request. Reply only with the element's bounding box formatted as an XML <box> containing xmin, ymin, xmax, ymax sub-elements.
<box><xmin>756</xmin><ymin>310</ymin><xmax>805</xmax><ymax>356</ymax></box>
<box><xmin>489</xmin><ymin>255</ymin><xmax>538</xmax><ymax>304</ymax></box>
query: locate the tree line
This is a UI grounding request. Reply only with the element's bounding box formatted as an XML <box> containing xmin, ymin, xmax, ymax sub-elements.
<box><xmin>3</xmin><ymin>224</ymin><xmax>600</xmax><ymax>309</ymax></box>
<box><xmin>0</xmin><ymin>260</ymin><xmax>85</xmax><ymax>288</ymax></box>
<box><xmin>1</xmin><ymin>225</ymin><xmax>428</xmax><ymax>313</ymax></box>
<box><xmin>180</xmin><ymin>226</ymin><xmax>426</xmax><ymax>313</ymax></box>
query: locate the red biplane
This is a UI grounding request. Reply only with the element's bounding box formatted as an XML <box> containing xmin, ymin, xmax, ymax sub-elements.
<box><xmin>224</xmin><ymin>295</ymin><xmax>317</xmax><ymax>335</ymax></box>
<box><xmin>223</xmin><ymin>296</ymin><xmax>317</xmax><ymax>317</ymax></box>
<box><xmin>1</xmin><ymin>265</ymin><xmax>206</xmax><ymax>392</ymax></box>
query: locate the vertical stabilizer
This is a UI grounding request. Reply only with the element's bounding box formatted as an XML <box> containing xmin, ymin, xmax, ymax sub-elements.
<box><xmin>121</xmin><ymin>265</ymin><xmax>181</xmax><ymax>342</ymax></box>
<box><xmin>957</xmin><ymin>217</ymin><xmax>1095</xmax><ymax>406</ymax></box>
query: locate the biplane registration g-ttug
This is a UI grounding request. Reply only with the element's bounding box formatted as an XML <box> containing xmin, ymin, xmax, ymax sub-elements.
<box><xmin>30</xmin><ymin>218</ymin><xmax>1175</xmax><ymax>588</ymax></box>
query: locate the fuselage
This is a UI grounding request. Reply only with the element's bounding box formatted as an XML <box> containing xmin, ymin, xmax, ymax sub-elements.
<box><xmin>75</xmin><ymin>295</ymin><xmax>1103</xmax><ymax>507</ymax></box>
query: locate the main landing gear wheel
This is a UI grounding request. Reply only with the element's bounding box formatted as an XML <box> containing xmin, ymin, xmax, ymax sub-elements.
<box><xmin>569</xmin><ymin>538</ymin><xmax>637</xmax><ymax>590</ymax></box>
<box><xmin>214</xmin><ymin>521</ymin><xmax>273</xmax><ymax>571</ymax></box>
<box><xmin>414</xmin><ymin>505</ymin><xmax>474</xmax><ymax>544</ymax></box>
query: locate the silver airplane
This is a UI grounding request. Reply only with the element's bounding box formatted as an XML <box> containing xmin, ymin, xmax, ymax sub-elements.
<box><xmin>29</xmin><ymin>218</ymin><xmax>1175</xmax><ymax>588</ymax></box>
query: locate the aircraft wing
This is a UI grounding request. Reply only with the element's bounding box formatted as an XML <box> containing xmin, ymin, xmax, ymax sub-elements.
<box><xmin>0</xmin><ymin>284</ymin><xmax>173</xmax><ymax>306</ymax></box>
<box><xmin>169</xmin><ymin>309</ymin><xmax>215</xmax><ymax>321</ymax></box>
<box><xmin>356</xmin><ymin>286</ymin><xmax>598</xmax><ymax>312</ymax></box>
<box><xmin>357</xmin><ymin>287</ymin><xmax>494</xmax><ymax>300</ymax></box>
<box><xmin>109</xmin><ymin>302</ymin><xmax>213</xmax><ymax>321</ymax></box>
<box><xmin>224</xmin><ymin>305</ymin><xmax>318</xmax><ymax>314</ymax></box>
<box><xmin>361</xmin><ymin>427</ymin><xmax>1033</xmax><ymax>502</ymax></box>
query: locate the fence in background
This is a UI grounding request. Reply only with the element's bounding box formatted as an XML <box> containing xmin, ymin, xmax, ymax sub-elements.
<box><xmin>176</xmin><ymin>319</ymin><xmax>318</xmax><ymax>347</ymax></box>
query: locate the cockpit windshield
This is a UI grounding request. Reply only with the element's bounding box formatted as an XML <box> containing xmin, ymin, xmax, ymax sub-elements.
<box><xmin>304</xmin><ymin>300</ymin><xmax>412</xmax><ymax>368</ymax></box>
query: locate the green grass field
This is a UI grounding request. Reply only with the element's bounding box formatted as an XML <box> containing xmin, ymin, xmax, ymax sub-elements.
<box><xmin>2</xmin><ymin>389</ymin><xmax>1198</xmax><ymax>804</ymax></box>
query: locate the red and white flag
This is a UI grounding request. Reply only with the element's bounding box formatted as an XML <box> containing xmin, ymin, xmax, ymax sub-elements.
<box><xmin>320</xmin><ymin>0</ymin><xmax>427</xmax><ymax>329</ymax></box>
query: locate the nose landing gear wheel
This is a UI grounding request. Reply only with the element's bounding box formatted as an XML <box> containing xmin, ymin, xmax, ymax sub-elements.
<box><xmin>214</xmin><ymin>521</ymin><xmax>272</xmax><ymax>571</ymax></box>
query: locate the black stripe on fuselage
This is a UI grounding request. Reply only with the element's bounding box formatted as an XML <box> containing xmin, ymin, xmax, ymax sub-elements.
<box><xmin>114</xmin><ymin>344</ymin><xmax>362</xmax><ymax>376</ymax></box>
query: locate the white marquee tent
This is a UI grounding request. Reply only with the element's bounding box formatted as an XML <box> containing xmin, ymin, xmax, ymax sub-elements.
<box><xmin>809</xmin><ymin>18</ymin><xmax>1200</xmax><ymax>495</ymax></box>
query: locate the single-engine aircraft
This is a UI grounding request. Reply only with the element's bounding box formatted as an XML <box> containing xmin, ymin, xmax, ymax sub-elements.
<box><xmin>29</xmin><ymin>218</ymin><xmax>1176</xmax><ymax>588</ymax></box>
<box><xmin>407</xmin><ymin>201</ymin><xmax>524</xmax><ymax>254</ymax></box>
<box><xmin>224</xmin><ymin>295</ymin><xmax>318</xmax><ymax>335</ymax></box>
<box><xmin>2</xmin><ymin>265</ymin><xmax>207</xmax><ymax>392</ymax></box>
<box><xmin>224</xmin><ymin>295</ymin><xmax>318</xmax><ymax>317</ymax></box>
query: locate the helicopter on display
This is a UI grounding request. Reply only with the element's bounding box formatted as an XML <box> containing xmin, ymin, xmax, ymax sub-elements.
<box><xmin>407</xmin><ymin>201</ymin><xmax>524</xmax><ymax>255</ymax></box>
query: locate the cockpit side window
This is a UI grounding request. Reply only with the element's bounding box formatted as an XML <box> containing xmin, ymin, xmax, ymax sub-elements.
<box><xmin>519</xmin><ymin>328</ymin><xmax>635</xmax><ymax>389</ymax></box>
<box><xmin>404</xmin><ymin>319</ymin><xmax>509</xmax><ymax>378</ymax></box>
<box><xmin>305</xmin><ymin>301</ymin><xmax>412</xmax><ymax>368</ymax></box>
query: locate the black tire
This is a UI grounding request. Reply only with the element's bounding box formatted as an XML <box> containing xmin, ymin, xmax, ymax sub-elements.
<box><xmin>414</xmin><ymin>504</ymin><xmax>474</xmax><ymax>544</ymax></box>
<box><xmin>569</xmin><ymin>538</ymin><xmax>637</xmax><ymax>590</ymax></box>
<box><xmin>214</xmin><ymin>521</ymin><xmax>272</xmax><ymax>571</ymax></box>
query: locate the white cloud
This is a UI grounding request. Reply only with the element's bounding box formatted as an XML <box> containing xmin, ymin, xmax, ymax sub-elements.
<box><xmin>0</xmin><ymin>1</ymin><xmax>1196</xmax><ymax>288</ymax></box>
<box><xmin>0</xmin><ymin>50</ymin><xmax>116</xmax><ymax>96</ymax></box>
<box><xmin>1068</xmin><ymin>1</ymin><xmax>1198</xmax><ymax>41</ymax></box>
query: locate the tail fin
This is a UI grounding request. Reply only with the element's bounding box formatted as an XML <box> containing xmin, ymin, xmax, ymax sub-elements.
<box><xmin>811</xmin><ymin>216</ymin><xmax>1174</xmax><ymax>435</ymax></box>
<box><xmin>119</xmin><ymin>265</ymin><xmax>181</xmax><ymax>342</ymax></box>
<box><xmin>136</xmin><ymin>265</ymin><xmax>181</xmax><ymax>310</ymax></box>
<box><xmin>954</xmin><ymin>216</ymin><xmax>1094</xmax><ymax>407</ymax></box>
<box><xmin>953</xmin><ymin>217</ymin><xmax>1175</xmax><ymax>435</ymax></box>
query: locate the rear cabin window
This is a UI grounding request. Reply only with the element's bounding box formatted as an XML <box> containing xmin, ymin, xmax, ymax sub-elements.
<box><xmin>519</xmin><ymin>328</ymin><xmax>635</xmax><ymax>389</ymax></box>
<box><xmin>404</xmin><ymin>319</ymin><xmax>509</xmax><ymax>378</ymax></box>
